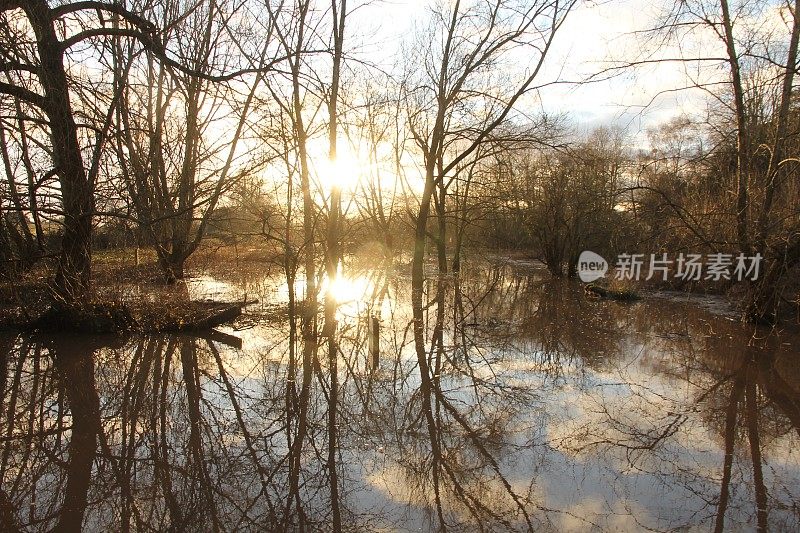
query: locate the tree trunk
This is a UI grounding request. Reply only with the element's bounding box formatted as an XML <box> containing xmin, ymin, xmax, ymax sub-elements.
<box><xmin>158</xmin><ymin>249</ymin><xmax>187</xmax><ymax>284</ymax></box>
<box><xmin>720</xmin><ymin>0</ymin><xmax>751</xmax><ymax>255</ymax></box>
<box><xmin>26</xmin><ymin>1</ymin><xmax>93</xmax><ymax>301</ymax></box>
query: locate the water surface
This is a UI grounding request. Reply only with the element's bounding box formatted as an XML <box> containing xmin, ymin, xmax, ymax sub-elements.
<box><xmin>1</xmin><ymin>259</ymin><xmax>798</xmax><ymax>531</ymax></box>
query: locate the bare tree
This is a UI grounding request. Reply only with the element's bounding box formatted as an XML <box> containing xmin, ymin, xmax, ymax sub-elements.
<box><xmin>401</xmin><ymin>0</ymin><xmax>575</xmax><ymax>414</ymax></box>
<box><xmin>605</xmin><ymin>0</ymin><xmax>800</xmax><ymax>322</ymax></box>
<box><xmin>113</xmin><ymin>0</ymin><xmax>274</xmax><ymax>282</ymax></box>
<box><xmin>0</xmin><ymin>1</ymin><xmax>175</xmax><ymax>299</ymax></box>
<box><xmin>321</xmin><ymin>1</ymin><xmax>347</xmax><ymax>529</ymax></box>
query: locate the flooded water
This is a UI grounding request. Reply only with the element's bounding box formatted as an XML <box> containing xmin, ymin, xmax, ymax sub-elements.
<box><xmin>1</xmin><ymin>258</ymin><xmax>799</xmax><ymax>531</ymax></box>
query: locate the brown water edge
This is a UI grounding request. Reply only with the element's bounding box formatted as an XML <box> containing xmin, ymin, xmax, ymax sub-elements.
<box><xmin>0</xmin><ymin>257</ymin><xmax>798</xmax><ymax>531</ymax></box>
<box><xmin>0</xmin><ymin>242</ymin><xmax>268</xmax><ymax>333</ymax></box>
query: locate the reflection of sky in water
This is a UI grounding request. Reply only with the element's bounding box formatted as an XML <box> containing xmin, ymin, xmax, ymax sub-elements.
<box><xmin>2</xmin><ymin>260</ymin><xmax>799</xmax><ymax>531</ymax></box>
<box><xmin>181</xmin><ymin>262</ymin><xmax>800</xmax><ymax>530</ymax></box>
<box><xmin>191</xmin><ymin>260</ymin><xmax>800</xmax><ymax>530</ymax></box>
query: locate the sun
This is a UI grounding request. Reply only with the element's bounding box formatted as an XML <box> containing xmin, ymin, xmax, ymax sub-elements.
<box><xmin>312</xmin><ymin>140</ymin><xmax>363</xmax><ymax>192</ymax></box>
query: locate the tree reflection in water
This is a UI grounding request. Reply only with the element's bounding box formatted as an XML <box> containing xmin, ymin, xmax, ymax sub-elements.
<box><xmin>0</xmin><ymin>261</ymin><xmax>798</xmax><ymax>531</ymax></box>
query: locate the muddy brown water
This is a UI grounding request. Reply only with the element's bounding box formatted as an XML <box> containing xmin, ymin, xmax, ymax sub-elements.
<box><xmin>1</xmin><ymin>258</ymin><xmax>798</xmax><ymax>531</ymax></box>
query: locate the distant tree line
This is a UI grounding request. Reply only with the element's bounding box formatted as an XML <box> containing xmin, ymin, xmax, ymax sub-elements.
<box><xmin>0</xmin><ymin>0</ymin><xmax>798</xmax><ymax>323</ymax></box>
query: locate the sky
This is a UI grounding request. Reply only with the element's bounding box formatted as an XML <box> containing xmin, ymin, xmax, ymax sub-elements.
<box><xmin>351</xmin><ymin>0</ymin><xmax>730</xmax><ymax>144</ymax></box>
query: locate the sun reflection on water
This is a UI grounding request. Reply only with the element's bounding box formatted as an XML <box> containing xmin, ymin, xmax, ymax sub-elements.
<box><xmin>275</xmin><ymin>268</ymin><xmax>389</xmax><ymax>321</ymax></box>
<box><xmin>323</xmin><ymin>267</ymin><xmax>372</xmax><ymax>302</ymax></box>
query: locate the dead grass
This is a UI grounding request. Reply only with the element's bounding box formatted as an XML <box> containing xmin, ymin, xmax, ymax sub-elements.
<box><xmin>0</xmin><ymin>239</ymin><xmax>275</xmax><ymax>333</ymax></box>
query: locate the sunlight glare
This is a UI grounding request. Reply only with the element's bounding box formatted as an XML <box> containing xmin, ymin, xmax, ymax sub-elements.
<box><xmin>315</xmin><ymin>144</ymin><xmax>362</xmax><ymax>192</ymax></box>
<box><xmin>323</xmin><ymin>267</ymin><xmax>374</xmax><ymax>307</ymax></box>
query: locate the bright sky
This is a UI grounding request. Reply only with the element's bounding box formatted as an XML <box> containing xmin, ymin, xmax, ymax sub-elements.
<box><xmin>353</xmin><ymin>0</ymin><xmax>731</xmax><ymax>142</ymax></box>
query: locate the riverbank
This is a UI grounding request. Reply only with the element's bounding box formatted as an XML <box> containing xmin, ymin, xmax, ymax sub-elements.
<box><xmin>0</xmin><ymin>239</ymin><xmax>274</xmax><ymax>333</ymax></box>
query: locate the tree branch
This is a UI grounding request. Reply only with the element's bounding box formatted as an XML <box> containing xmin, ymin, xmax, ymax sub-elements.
<box><xmin>0</xmin><ymin>82</ymin><xmax>45</xmax><ymax>108</ymax></box>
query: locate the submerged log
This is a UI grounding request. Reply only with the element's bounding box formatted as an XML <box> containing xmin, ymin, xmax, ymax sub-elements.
<box><xmin>203</xmin><ymin>328</ymin><xmax>244</xmax><ymax>349</ymax></box>
<box><xmin>182</xmin><ymin>304</ymin><xmax>243</xmax><ymax>331</ymax></box>
<box><xmin>585</xmin><ymin>283</ymin><xmax>641</xmax><ymax>301</ymax></box>
<box><xmin>138</xmin><ymin>301</ymin><xmax>248</xmax><ymax>333</ymax></box>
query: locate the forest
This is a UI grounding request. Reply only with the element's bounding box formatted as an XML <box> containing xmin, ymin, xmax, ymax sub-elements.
<box><xmin>0</xmin><ymin>0</ymin><xmax>797</xmax><ymax>323</ymax></box>
<box><xmin>0</xmin><ymin>0</ymin><xmax>798</xmax><ymax>531</ymax></box>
